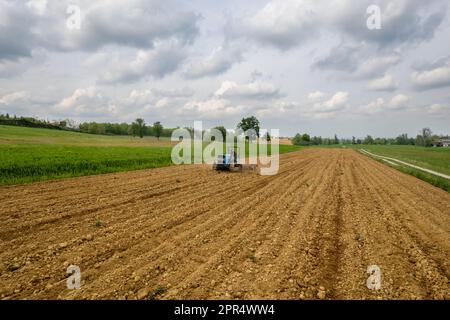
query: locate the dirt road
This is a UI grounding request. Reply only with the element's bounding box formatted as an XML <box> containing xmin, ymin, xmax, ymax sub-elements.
<box><xmin>0</xmin><ymin>149</ymin><xmax>449</xmax><ymax>300</ymax></box>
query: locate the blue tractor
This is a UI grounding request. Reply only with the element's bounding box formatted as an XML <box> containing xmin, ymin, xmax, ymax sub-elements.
<box><xmin>213</xmin><ymin>147</ymin><xmax>243</xmax><ymax>172</ymax></box>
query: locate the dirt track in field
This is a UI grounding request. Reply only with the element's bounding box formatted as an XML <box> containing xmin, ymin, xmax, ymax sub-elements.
<box><xmin>0</xmin><ymin>148</ymin><xmax>449</xmax><ymax>300</ymax></box>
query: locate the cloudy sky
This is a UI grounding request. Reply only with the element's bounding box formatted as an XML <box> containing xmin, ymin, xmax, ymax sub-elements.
<box><xmin>0</xmin><ymin>0</ymin><xmax>449</xmax><ymax>137</ymax></box>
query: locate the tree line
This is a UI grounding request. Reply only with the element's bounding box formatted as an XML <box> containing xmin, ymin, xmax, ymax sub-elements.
<box><xmin>78</xmin><ymin>119</ymin><xmax>170</xmax><ymax>139</ymax></box>
<box><xmin>292</xmin><ymin>128</ymin><xmax>448</xmax><ymax>147</ymax></box>
<box><xmin>292</xmin><ymin>133</ymin><xmax>340</xmax><ymax>146</ymax></box>
<box><xmin>2</xmin><ymin>113</ymin><xmax>447</xmax><ymax>147</ymax></box>
<box><xmin>0</xmin><ymin>114</ymin><xmax>71</xmax><ymax>130</ymax></box>
<box><xmin>0</xmin><ymin>114</ymin><xmax>174</xmax><ymax>139</ymax></box>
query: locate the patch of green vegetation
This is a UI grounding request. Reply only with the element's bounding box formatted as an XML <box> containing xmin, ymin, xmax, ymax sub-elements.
<box><xmin>0</xmin><ymin>144</ymin><xmax>174</xmax><ymax>186</ymax></box>
<box><xmin>278</xmin><ymin>144</ymin><xmax>303</xmax><ymax>154</ymax></box>
<box><xmin>0</xmin><ymin>125</ymin><xmax>174</xmax><ymax>147</ymax></box>
<box><xmin>372</xmin><ymin>157</ymin><xmax>450</xmax><ymax>193</ymax></box>
<box><xmin>354</xmin><ymin>144</ymin><xmax>450</xmax><ymax>175</ymax></box>
<box><xmin>94</xmin><ymin>220</ymin><xmax>105</xmax><ymax>228</ymax></box>
<box><xmin>356</xmin><ymin>147</ymin><xmax>450</xmax><ymax>193</ymax></box>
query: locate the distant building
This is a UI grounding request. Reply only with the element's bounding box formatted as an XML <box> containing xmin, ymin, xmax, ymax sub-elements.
<box><xmin>433</xmin><ymin>139</ymin><xmax>450</xmax><ymax>147</ymax></box>
<box><xmin>442</xmin><ymin>139</ymin><xmax>450</xmax><ymax>147</ymax></box>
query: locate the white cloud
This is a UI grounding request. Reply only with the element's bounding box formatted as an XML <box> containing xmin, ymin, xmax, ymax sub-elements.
<box><xmin>184</xmin><ymin>46</ymin><xmax>243</xmax><ymax>79</ymax></box>
<box><xmin>155</xmin><ymin>98</ymin><xmax>170</xmax><ymax>109</ymax></box>
<box><xmin>122</xmin><ymin>87</ymin><xmax>193</xmax><ymax>110</ymax></box>
<box><xmin>226</xmin><ymin>0</ymin><xmax>318</xmax><ymax>50</ymax></box>
<box><xmin>26</xmin><ymin>0</ymin><xmax>47</xmax><ymax>15</ymax></box>
<box><xmin>153</xmin><ymin>87</ymin><xmax>194</xmax><ymax>98</ymax></box>
<box><xmin>389</xmin><ymin>94</ymin><xmax>410</xmax><ymax>109</ymax></box>
<box><xmin>367</xmin><ymin>74</ymin><xmax>398</xmax><ymax>92</ymax></box>
<box><xmin>58</xmin><ymin>87</ymin><xmax>99</xmax><ymax>110</ymax></box>
<box><xmin>308</xmin><ymin>91</ymin><xmax>325</xmax><ymax>100</ymax></box>
<box><xmin>255</xmin><ymin>101</ymin><xmax>297</xmax><ymax>118</ymax></box>
<box><xmin>52</xmin><ymin>1</ymin><xmax>198</xmax><ymax>52</ymax></box>
<box><xmin>301</xmin><ymin>92</ymin><xmax>350</xmax><ymax>119</ymax></box>
<box><xmin>181</xmin><ymin>98</ymin><xmax>245</xmax><ymax>119</ymax></box>
<box><xmin>314</xmin><ymin>43</ymin><xmax>402</xmax><ymax>79</ymax></box>
<box><xmin>411</xmin><ymin>56</ymin><xmax>450</xmax><ymax>90</ymax></box>
<box><xmin>359</xmin><ymin>98</ymin><xmax>386</xmax><ymax>115</ymax></box>
<box><xmin>227</xmin><ymin>0</ymin><xmax>446</xmax><ymax>51</ymax></box>
<box><xmin>321</xmin><ymin>92</ymin><xmax>349</xmax><ymax>111</ymax></box>
<box><xmin>124</xmin><ymin>89</ymin><xmax>154</xmax><ymax>108</ymax></box>
<box><xmin>355</xmin><ymin>54</ymin><xmax>402</xmax><ymax>79</ymax></box>
<box><xmin>99</xmin><ymin>41</ymin><xmax>187</xmax><ymax>83</ymax></box>
<box><xmin>428</xmin><ymin>103</ymin><xmax>450</xmax><ymax>114</ymax></box>
<box><xmin>0</xmin><ymin>1</ymin><xmax>200</xmax><ymax>60</ymax></box>
<box><xmin>0</xmin><ymin>91</ymin><xmax>28</xmax><ymax>105</ymax></box>
<box><xmin>325</xmin><ymin>0</ymin><xmax>446</xmax><ymax>46</ymax></box>
<box><xmin>359</xmin><ymin>94</ymin><xmax>410</xmax><ymax>114</ymax></box>
<box><xmin>427</xmin><ymin>103</ymin><xmax>449</xmax><ymax>115</ymax></box>
<box><xmin>214</xmin><ymin>81</ymin><xmax>282</xmax><ymax>100</ymax></box>
<box><xmin>0</xmin><ymin>90</ymin><xmax>59</xmax><ymax>117</ymax></box>
<box><xmin>56</xmin><ymin>87</ymin><xmax>117</xmax><ymax>117</ymax></box>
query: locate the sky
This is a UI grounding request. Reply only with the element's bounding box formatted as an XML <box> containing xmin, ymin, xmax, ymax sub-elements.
<box><xmin>0</xmin><ymin>0</ymin><xmax>449</xmax><ymax>138</ymax></box>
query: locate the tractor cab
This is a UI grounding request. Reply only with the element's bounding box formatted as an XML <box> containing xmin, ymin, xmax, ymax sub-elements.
<box><xmin>213</xmin><ymin>147</ymin><xmax>241</xmax><ymax>171</ymax></box>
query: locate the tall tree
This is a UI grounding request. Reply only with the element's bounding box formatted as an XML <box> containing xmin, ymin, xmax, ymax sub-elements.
<box><xmin>364</xmin><ymin>135</ymin><xmax>374</xmax><ymax>145</ymax></box>
<box><xmin>302</xmin><ymin>133</ymin><xmax>311</xmax><ymax>143</ymax></box>
<box><xmin>422</xmin><ymin>127</ymin><xmax>432</xmax><ymax>147</ymax></box>
<box><xmin>129</xmin><ymin>123</ymin><xmax>138</xmax><ymax>137</ymax></box>
<box><xmin>396</xmin><ymin>133</ymin><xmax>410</xmax><ymax>145</ymax></box>
<box><xmin>292</xmin><ymin>133</ymin><xmax>311</xmax><ymax>146</ymax></box>
<box><xmin>292</xmin><ymin>133</ymin><xmax>302</xmax><ymax>146</ymax></box>
<box><xmin>132</xmin><ymin>118</ymin><xmax>145</xmax><ymax>138</ymax></box>
<box><xmin>415</xmin><ymin>128</ymin><xmax>433</xmax><ymax>147</ymax></box>
<box><xmin>334</xmin><ymin>134</ymin><xmax>339</xmax><ymax>145</ymax></box>
<box><xmin>237</xmin><ymin>116</ymin><xmax>260</xmax><ymax>140</ymax></box>
<box><xmin>214</xmin><ymin>126</ymin><xmax>227</xmax><ymax>141</ymax></box>
<box><xmin>153</xmin><ymin>121</ymin><xmax>163</xmax><ymax>140</ymax></box>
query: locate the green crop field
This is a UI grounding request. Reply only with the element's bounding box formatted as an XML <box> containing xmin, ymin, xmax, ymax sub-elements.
<box><xmin>0</xmin><ymin>144</ymin><xmax>175</xmax><ymax>185</ymax></box>
<box><xmin>0</xmin><ymin>125</ymin><xmax>301</xmax><ymax>186</ymax></box>
<box><xmin>0</xmin><ymin>125</ymin><xmax>175</xmax><ymax>147</ymax></box>
<box><xmin>352</xmin><ymin>145</ymin><xmax>450</xmax><ymax>192</ymax></box>
<box><xmin>354</xmin><ymin>145</ymin><xmax>450</xmax><ymax>175</ymax></box>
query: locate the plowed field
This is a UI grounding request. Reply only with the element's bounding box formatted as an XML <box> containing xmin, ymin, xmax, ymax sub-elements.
<box><xmin>0</xmin><ymin>148</ymin><xmax>449</xmax><ymax>300</ymax></box>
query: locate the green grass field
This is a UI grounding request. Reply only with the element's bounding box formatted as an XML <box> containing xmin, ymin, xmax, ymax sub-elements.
<box><xmin>0</xmin><ymin>144</ymin><xmax>174</xmax><ymax>185</ymax></box>
<box><xmin>352</xmin><ymin>144</ymin><xmax>450</xmax><ymax>192</ymax></box>
<box><xmin>354</xmin><ymin>145</ymin><xmax>450</xmax><ymax>175</ymax></box>
<box><xmin>0</xmin><ymin>125</ymin><xmax>301</xmax><ymax>186</ymax></box>
<box><xmin>0</xmin><ymin>125</ymin><xmax>174</xmax><ymax>147</ymax></box>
